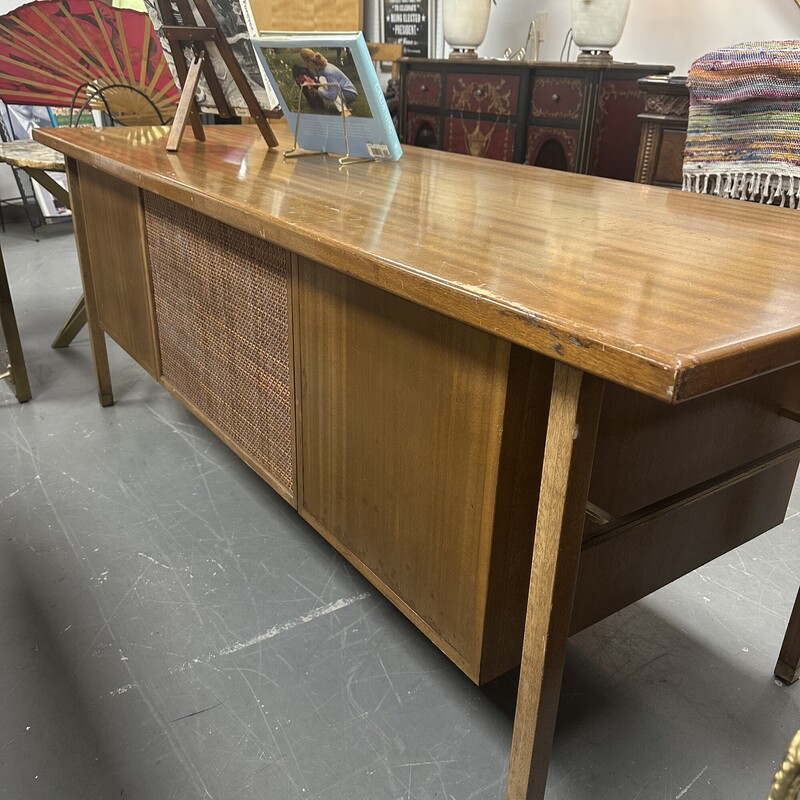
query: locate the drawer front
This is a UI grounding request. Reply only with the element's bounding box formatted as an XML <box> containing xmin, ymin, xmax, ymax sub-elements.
<box><xmin>446</xmin><ymin>117</ymin><xmax>516</xmax><ymax>161</ymax></box>
<box><xmin>530</xmin><ymin>76</ymin><xmax>584</xmax><ymax>121</ymax></box>
<box><xmin>446</xmin><ymin>73</ymin><xmax>519</xmax><ymax>116</ymax></box>
<box><xmin>526</xmin><ymin>125</ymin><xmax>579</xmax><ymax>171</ymax></box>
<box><xmin>406</xmin><ymin>111</ymin><xmax>442</xmax><ymax>148</ymax></box>
<box><xmin>590</xmin><ymin>79</ymin><xmax>647</xmax><ymax>180</ymax></box>
<box><xmin>406</xmin><ymin>70</ymin><xmax>442</xmax><ymax>107</ymax></box>
<box><xmin>652</xmin><ymin>127</ymin><xmax>687</xmax><ymax>186</ymax></box>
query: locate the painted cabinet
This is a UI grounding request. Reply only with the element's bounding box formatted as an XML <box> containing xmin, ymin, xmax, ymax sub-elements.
<box><xmin>400</xmin><ymin>58</ymin><xmax>673</xmax><ymax>180</ymax></box>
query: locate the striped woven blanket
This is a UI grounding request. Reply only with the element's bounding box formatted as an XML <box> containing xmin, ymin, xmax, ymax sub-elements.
<box><xmin>682</xmin><ymin>41</ymin><xmax>800</xmax><ymax>207</ymax></box>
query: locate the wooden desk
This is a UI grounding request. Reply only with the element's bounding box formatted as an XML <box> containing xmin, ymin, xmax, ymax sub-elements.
<box><xmin>0</xmin><ymin>140</ymin><xmax>87</xmax><ymax>347</ymax></box>
<box><xmin>34</xmin><ymin>123</ymin><xmax>800</xmax><ymax>800</ymax></box>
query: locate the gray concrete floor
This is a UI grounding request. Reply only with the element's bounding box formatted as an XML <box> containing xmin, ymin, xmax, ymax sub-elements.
<box><xmin>0</xmin><ymin>219</ymin><xmax>798</xmax><ymax>800</ymax></box>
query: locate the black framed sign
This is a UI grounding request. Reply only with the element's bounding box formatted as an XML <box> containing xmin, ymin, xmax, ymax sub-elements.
<box><xmin>381</xmin><ymin>0</ymin><xmax>433</xmax><ymax>59</ymax></box>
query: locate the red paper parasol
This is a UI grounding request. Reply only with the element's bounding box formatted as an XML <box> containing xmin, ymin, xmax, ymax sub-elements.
<box><xmin>0</xmin><ymin>0</ymin><xmax>179</xmax><ymax>123</ymax></box>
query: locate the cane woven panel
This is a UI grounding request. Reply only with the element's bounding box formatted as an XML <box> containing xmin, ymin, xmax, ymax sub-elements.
<box><xmin>144</xmin><ymin>193</ymin><xmax>294</xmax><ymax>495</ymax></box>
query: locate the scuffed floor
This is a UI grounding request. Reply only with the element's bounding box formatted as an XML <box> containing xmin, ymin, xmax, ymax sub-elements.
<box><xmin>0</xmin><ymin>220</ymin><xmax>798</xmax><ymax>800</ymax></box>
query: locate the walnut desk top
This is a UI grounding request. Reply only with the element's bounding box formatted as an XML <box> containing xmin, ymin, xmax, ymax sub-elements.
<box><xmin>35</xmin><ymin>123</ymin><xmax>800</xmax><ymax>404</ymax></box>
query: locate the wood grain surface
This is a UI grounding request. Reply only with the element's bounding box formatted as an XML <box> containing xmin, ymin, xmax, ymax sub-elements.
<box><xmin>35</xmin><ymin>124</ymin><xmax>800</xmax><ymax>403</ymax></box>
<box><xmin>296</xmin><ymin>257</ymin><xmax>512</xmax><ymax>681</ymax></box>
<box><xmin>505</xmin><ymin>364</ymin><xmax>604</xmax><ymax>800</ymax></box>
<box><xmin>73</xmin><ymin>163</ymin><xmax>159</xmax><ymax>382</ymax></box>
<box><xmin>247</xmin><ymin>0</ymin><xmax>361</xmax><ymax>32</ymax></box>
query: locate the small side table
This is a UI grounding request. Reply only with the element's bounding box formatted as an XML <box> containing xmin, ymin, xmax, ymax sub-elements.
<box><xmin>634</xmin><ymin>75</ymin><xmax>689</xmax><ymax>188</ymax></box>
<box><xmin>0</xmin><ymin>140</ymin><xmax>86</xmax><ymax>349</ymax></box>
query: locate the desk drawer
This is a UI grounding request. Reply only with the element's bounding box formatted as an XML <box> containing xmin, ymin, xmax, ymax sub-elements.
<box><xmin>530</xmin><ymin>76</ymin><xmax>584</xmax><ymax>120</ymax></box>
<box><xmin>406</xmin><ymin>70</ymin><xmax>442</xmax><ymax>107</ymax></box>
<box><xmin>571</xmin><ymin>363</ymin><xmax>800</xmax><ymax>632</ymax></box>
<box><xmin>446</xmin><ymin>73</ymin><xmax>519</xmax><ymax>116</ymax></box>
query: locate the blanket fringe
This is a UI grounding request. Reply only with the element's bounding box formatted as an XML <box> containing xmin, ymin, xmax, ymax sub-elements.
<box><xmin>682</xmin><ymin>171</ymin><xmax>800</xmax><ymax>208</ymax></box>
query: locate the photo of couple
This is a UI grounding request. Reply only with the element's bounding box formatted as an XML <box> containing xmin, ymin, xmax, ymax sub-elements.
<box><xmin>261</xmin><ymin>46</ymin><xmax>373</xmax><ymax>118</ymax></box>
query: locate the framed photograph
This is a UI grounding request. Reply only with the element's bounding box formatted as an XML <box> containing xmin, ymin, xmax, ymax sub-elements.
<box><xmin>253</xmin><ymin>32</ymin><xmax>402</xmax><ymax>161</ymax></box>
<box><xmin>381</xmin><ymin>0</ymin><xmax>434</xmax><ymax>59</ymax></box>
<box><xmin>144</xmin><ymin>0</ymin><xmax>278</xmax><ymax>116</ymax></box>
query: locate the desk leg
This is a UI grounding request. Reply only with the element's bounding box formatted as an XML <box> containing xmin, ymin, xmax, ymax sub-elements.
<box><xmin>0</xmin><ymin>247</ymin><xmax>31</xmax><ymax>402</ymax></box>
<box><xmin>51</xmin><ymin>296</ymin><xmax>87</xmax><ymax>348</ymax></box>
<box><xmin>505</xmin><ymin>363</ymin><xmax>604</xmax><ymax>800</ymax></box>
<box><xmin>65</xmin><ymin>159</ymin><xmax>113</xmax><ymax>407</ymax></box>
<box><xmin>775</xmin><ymin>587</ymin><xmax>800</xmax><ymax>685</ymax></box>
<box><xmin>26</xmin><ymin>168</ymin><xmax>70</xmax><ymax>210</ymax></box>
<box><xmin>24</xmin><ymin>169</ymin><xmax>88</xmax><ymax>349</ymax></box>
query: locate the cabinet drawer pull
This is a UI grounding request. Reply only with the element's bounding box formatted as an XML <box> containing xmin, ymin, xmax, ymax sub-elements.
<box><xmin>420</xmin><ymin>84</ymin><xmax>427</xmax><ymax>92</ymax></box>
<box><xmin>552</xmin><ymin>93</ymin><xmax>560</xmax><ymax>103</ymax></box>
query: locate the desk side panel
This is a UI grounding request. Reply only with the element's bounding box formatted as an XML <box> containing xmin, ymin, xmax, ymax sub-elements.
<box><xmin>74</xmin><ymin>163</ymin><xmax>158</xmax><ymax>378</ymax></box>
<box><xmin>296</xmin><ymin>258</ymin><xmax>511</xmax><ymax>682</ymax></box>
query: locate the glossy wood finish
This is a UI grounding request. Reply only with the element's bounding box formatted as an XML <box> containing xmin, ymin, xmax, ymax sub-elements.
<box><xmin>34</xmin><ymin>125</ymin><xmax>800</xmax><ymax>404</ymax></box>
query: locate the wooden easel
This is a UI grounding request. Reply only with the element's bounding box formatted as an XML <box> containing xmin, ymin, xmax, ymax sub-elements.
<box><xmin>156</xmin><ymin>0</ymin><xmax>278</xmax><ymax>152</ymax></box>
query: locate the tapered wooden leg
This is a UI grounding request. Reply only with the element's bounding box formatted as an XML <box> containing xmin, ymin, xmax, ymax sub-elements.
<box><xmin>65</xmin><ymin>159</ymin><xmax>113</xmax><ymax>407</ymax></box>
<box><xmin>775</xmin><ymin>587</ymin><xmax>800</xmax><ymax>685</ymax></box>
<box><xmin>505</xmin><ymin>362</ymin><xmax>604</xmax><ymax>800</ymax></box>
<box><xmin>22</xmin><ymin>169</ymin><xmax>87</xmax><ymax>350</ymax></box>
<box><xmin>51</xmin><ymin>295</ymin><xmax>86</xmax><ymax>348</ymax></box>
<box><xmin>0</xmin><ymin>246</ymin><xmax>31</xmax><ymax>402</ymax></box>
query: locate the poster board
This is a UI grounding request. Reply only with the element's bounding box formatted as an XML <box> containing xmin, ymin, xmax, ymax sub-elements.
<box><xmin>381</xmin><ymin>0</ymin><xmax>432</xmax><ymax>59</ymax></box>
<box><xmin>247</xmin><ymin>0</ymin><xmax>361</xmax><ymax>34</ymax></box>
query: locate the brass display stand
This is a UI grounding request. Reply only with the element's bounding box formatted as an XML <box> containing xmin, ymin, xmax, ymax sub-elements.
<box><xmin>156</xmin><ymin>0</ymin><xmax>278</xmax><ymax>152</ymax></box>
<box><xmin>284</xmin><ymin>82</ymin><xmax>377</xmax><ymax>167</ymax></box>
